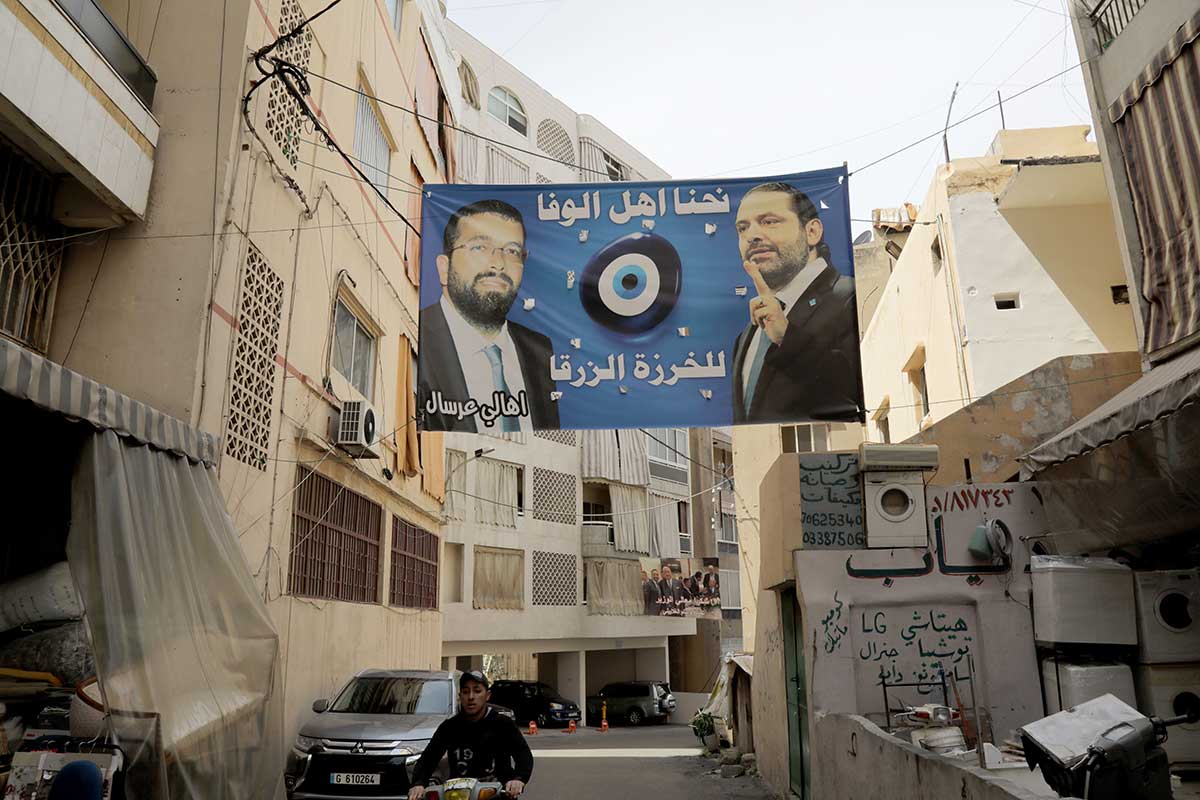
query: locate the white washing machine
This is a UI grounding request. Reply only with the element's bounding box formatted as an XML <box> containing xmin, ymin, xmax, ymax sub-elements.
<box><xmin>1134</xmin><ymin>664</ymin><xmax>1200</xmax><ymax>767</ymax></box>
<box><xmin>1134</xmin><ymin>569</ymin><xmax>1200</xmax><ymax>663</ymax></box>
<box><xmin>1042</xmin><ymin>659</ymin><xmax>1137</xmax><ymax>714</ymax></box>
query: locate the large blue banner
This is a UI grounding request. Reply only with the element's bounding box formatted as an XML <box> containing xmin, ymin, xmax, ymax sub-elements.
<box><xmin>417</xmin><ymin>168</ymin><xmax>863</xmax><ymax>432</ymax></box>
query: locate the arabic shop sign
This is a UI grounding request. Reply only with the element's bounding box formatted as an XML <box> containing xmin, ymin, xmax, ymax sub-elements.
<box><xmin>851</xmin><ymin>604</ymin><xmax>979</xmax><ymax>713</ymax></box>
<box><xmin>799</xmin><ymin>453</ymin><xmax>865</xmax><ymax>549</ymax></box>
<box><xmin>416</xmin><ymin>169</ymin><xmax>863</xmax><ymax>432</ymax></box>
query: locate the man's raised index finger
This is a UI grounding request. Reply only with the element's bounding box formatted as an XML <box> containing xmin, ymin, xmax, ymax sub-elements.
<box><xmin>743</xmin><ymin>260</ymin><xmax>774</xmax><ymax>298</ymax></box>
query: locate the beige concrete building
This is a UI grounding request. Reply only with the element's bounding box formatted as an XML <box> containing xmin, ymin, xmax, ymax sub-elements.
<box><xmin>436</xmin><ymin>24</ymin><xmax>701</xmax><ymax>713</ymax></box>
<box><xmin>859</xmin><ymin>125</ymin><xmax>1138</xmax><ymax>447</ymax></box>
<box><xmin>0</xmin><ymin>0</ymin><xmax>469</xmax><ymax>742</ymax></box>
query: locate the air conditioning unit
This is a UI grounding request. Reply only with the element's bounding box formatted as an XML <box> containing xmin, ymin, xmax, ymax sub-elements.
<box><xmin>336</xmin><ymin>400</ymin><xmax>380</xmax><ymax>458</ymax></box>
<box><xmin>859</xmin><ymin>443</ymin><xmax>940</xmax><ymax>472</ymax></box>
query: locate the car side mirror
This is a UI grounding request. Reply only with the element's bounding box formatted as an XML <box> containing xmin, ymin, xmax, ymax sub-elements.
<box><xmin>312</xmin><ymin>699</ymin><xmax>330</xmax><ymax>713</ymax></box>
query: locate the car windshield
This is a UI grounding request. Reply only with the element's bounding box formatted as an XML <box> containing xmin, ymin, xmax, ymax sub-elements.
<box><xmin>654</xmin><ymin>684</ymin><xmax>667</xmax><ymax>698</ymax></box>
<box><xmin>329</xmin><ymin>677</ymin><xmax>452</xmax><ymax>715</ymax></box>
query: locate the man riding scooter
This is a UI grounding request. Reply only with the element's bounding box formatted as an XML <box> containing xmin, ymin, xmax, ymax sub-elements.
<box><xmin>408</xmin><ymin>671</ymin><xmax>533</xmax><ymax>800</ymax></box>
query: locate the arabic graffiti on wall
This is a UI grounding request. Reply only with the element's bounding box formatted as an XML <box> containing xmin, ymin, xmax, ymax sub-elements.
<box><xmin>800</xmin><ymin>453</ymin><xmax>866</xmax><ymax>550</ymax></box>
<box><xmin>852</xmin><ymin>604</ymin><xmax>978</xmax><ymax>711</ymax></box>
<box><xmin>820</xmin><ymin>592</ymin><xmax>848</xmax><ymax>654</ymax></box>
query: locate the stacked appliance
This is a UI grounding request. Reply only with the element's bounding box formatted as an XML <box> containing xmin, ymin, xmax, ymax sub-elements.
<box><xmin>1131</xmin><ymin>569</ymin><xmax>1200</xmax><ymax>769</ymax></box>
<box><xmin>1031</xmin><ymin>556</ymin><xmax>1139</xmax><ymax>723</ymax></box>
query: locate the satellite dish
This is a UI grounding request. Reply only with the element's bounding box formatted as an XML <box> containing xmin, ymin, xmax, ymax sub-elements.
<box><xmin>853</xmin><ymin>230</ymin><xmax>873</xmax><ymax>245</ymax></box>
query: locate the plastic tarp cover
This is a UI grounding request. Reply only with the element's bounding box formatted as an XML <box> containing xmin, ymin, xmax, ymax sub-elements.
<box><xmin>702</xmin><ymin>654</ymin><xmax>754</xmax><ymax>723</ymax></box>
<box><xmin>67</xmin><ymin>430</ymin><xmax>283</xmax><ymax>800</ymax></box>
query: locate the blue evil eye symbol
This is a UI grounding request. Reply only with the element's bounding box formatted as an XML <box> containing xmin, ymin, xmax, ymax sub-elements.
<box><xmin>580</xmin><ymin>233</ymin><xmax>682</xmax><ymax>333</ymax></box>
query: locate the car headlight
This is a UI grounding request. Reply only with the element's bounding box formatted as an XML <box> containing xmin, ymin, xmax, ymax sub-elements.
<box><xmin>549</xmin><ymin>702</ymin><xmax>564</xmax><ymax>711</ymax></box>
<box><xmin>295</xmin><ymin>735</ymin><xmax>320</xmax><ymax>753</ymax></box>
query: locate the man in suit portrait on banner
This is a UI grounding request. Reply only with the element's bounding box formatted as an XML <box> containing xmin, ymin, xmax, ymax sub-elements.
<box><xmin>419</xmin><ymin>199</ymin><xmax>559</xmax><ymax>432</ymax></box>
<box><xmin>730</xmin><ymin>182</ymin><xmax>862</xmax><ymax>424</ymax></box>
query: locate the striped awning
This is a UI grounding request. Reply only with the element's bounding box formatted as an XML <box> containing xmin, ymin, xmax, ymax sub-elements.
<box><xmin>0</xmin><ymin>337</ymin><xmax>220</xmax><ymax>466</ymax></box>
<box><xmin>1107</xmin><ymin>9</ymin><xmax>1200</xmax><ymax>356</ymax></box>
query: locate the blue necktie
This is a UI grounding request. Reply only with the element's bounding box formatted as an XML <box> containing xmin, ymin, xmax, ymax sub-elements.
<box><xmin>743</xmin><ymin>299</ymin><xmax>786</xmax><ymax>410</ymax></box>
<box><xmin>483</xmin><ymin>344</ymin><xmax>520</xmax><ymax>432</ymax></box>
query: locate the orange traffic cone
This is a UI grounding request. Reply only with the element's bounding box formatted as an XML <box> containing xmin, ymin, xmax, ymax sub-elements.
<box><xmin>567</xmin><ymin>720</ymin><xmax>577</xmax><ymax>734</ymax></box>
<box><xmin>528</xmin><ymin>720</ymin><xmax>538</xmax><ymax>735</ymax></box>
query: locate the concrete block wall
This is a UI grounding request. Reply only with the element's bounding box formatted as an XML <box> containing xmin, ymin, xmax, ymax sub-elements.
<box><xmin>811</xmin><ymin>714</ymin><xmax>1050</xmax><ymax>800</ymax></box>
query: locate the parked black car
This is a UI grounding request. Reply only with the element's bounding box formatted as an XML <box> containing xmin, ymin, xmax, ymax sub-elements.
<box><xmin>487</xmin><ymin>680</ymin><xmax>582</xmax><ymax>728</ymax></box>
<box><xmin>586</xmin><ymin>681</ymin><xmax>676</xmax><ymax>726</ymax></box>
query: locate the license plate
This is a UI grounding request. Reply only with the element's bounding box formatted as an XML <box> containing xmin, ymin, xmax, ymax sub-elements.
<box><xmin>330</xmin><ymin>773</ymin><xmax>381</xmax><ymax>785</ymax></box>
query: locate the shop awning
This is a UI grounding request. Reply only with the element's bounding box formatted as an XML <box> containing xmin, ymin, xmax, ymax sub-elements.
<box><xmin>1019</xmin><ymin>345</ymin><xmax>1200</xmax><ymax>474</ymax></box>
<box><xmin>0</xmin><ymin>337</ymin><xmax>219</xmax><ymax>466</ymax></box>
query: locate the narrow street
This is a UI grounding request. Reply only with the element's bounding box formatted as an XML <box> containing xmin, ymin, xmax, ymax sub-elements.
<box><xmin>521</xmin><ymin>725</ymin><xmax>765</xmax><ymax>800</ymax></box>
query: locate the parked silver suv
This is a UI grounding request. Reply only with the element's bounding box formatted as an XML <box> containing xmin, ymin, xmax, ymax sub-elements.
<box><xmin>285</xmin><ymin>669</ymin><xmax>513</xmax><ymax>799</ymax></box>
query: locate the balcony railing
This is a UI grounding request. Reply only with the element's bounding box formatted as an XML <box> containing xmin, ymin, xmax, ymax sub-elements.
<box><xmin>53</xmin><ymin>0</ymin><xmax>157</xmax><ymax>107</ymax></box>
<box><xmin>1090</xmin><ymin>0</ymin><xmax>1148</xmax><ymax>49</ymax></box>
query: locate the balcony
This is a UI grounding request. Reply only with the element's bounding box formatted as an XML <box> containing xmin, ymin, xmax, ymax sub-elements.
<box><xmin>0</xmin><ymin>0</ymin><xmax>159</xmax><ymax>224</ymax></box>
<box><xmin>1090</xmin><ymin>0</ymin><xmax>1148</xmax><ymax>48</ymax></box>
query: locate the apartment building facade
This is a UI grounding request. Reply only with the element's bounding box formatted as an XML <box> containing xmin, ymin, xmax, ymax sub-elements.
<box><xmin>0</xmin><ymin>0</ymin><xmax>473</xmax><ymax>742</ymax></box>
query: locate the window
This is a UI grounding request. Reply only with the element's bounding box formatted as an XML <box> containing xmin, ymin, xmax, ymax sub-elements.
<box><xmin>646</xmin><ymin>428</ymin><xmax>689</xmax><ymax>466</ymax></box>
<box><xmin>0</xmin><ymin>140</ymin><xmax>62</xmax><ymax>352</ymax></box>
<box><xmin>390</xmin><ymin>518</ymin><xmax>438</xmax><ymax>609</ymax></box>
<box><xmin>601</xmin><ymin>151</ymin><xmax>628</xmax><ymax>181</ymax></box>
<box><xmin>583</xmin><ymin>501</ymin><xmax>614</xmax><ymax>545</ymax></box>
<box><xmin>719</xmin><ymin>513</ymin><xmax>737</xmax><ymax>544</ymax></box>
<box><xmin>678</xmin><ymin>501</ymin><xmax>692</xmax><ymax>555</ymax></box>
<box><xmin>384</xmin><ymin>0</ymin><xmax>402</xmax><ymax>34</ymax></box>
<box><xmin>458</xmin><ymin>59</ymin><xmax>480</xmax><ymax>109</ymax></box>
<box><xmin>930</xmin><ymin>235</ymin><xmax>943</xmax><ymax>274</ymax></box>
<box><xmin>782</xmin><ymin>424</ymin><xmax>829</xmax><ymax>454</ymax></box>
<box><xmin>486</xmin><ymin>145</ymin><xmax>530</xmax><ymax>184</ymax></box>
<box><xmin>332</xmin><ymin>299</ymin><xmax>376</xmax><ymax>399</ymax></box>
<box><xmin>1112</xmin><ymin>285</ymin><xmax>1131</xmax><ymax>305</ymax></box>
<box><xmin>994</xmin><ymin>293</ymin><xmax>1020</xmax><ymax>310</ymax></box>
<box><xmin>289</xmin><ymin>467</ymin><xmax>382</xmax><ymax>603</ymax></box>
<box><xmin>720</xmin><ymin>569</ymin><xmax>742</xmax><ymax>610</ymax></box>
<box><xmin>516</xmin><ymin>466</ymin><xmax>525</xmax><ymax>516</ymax></box>
<box><xmin>354</xmin><ymin>90</ymin><xmax>392</xmax><ymax>196</ymax></box>
<box><xmin>473</xmin><ymin>545</ymin><xmax>524</xmax><ymax>610</ymax></box>
<box><xmin>474</xmin><ymin>458</ymin><xmax>519</xmax><ymax>528</ymax></box>
<box><xmin>911</xmin><ymin>365</ymin><xmax>930</xmax><ymax>419</ymax></box>
<box><xmin>445</xmin><ymin>450</ymin><xmax>466</xmax><ymax>521</ymax></box>
<box><xmin>331</xmin><ymin>676</ymin><xmax>451</xmax><ymax>714</ymax></box>
<box><xmin>878</xmin><ymin>415</ymin><xmax>891</xmax><ymax>444</ymax></box>
<box><xmin>487</xmin><ymin>86</ymin><xmax>527</xmax><ymax>135</ymax></box>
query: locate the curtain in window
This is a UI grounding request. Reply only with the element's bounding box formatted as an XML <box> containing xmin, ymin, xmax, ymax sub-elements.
<box><xmin>610</xmin><ymin>484</ymin><xmax>651</xmax><ymax>554</ymax></box>
<box><xmin>395</xmin><ymin>335</ymin><xmax>420</xmax><ymax>477</ymax></box>
<box><xmin>649</xmin><ymin>492</ymin><xmax>682</xmax><ymax>559</ymax></box>
<box><xmin>584</xmin><ymin>559</ymin><xmax>641</xmax><ymax>616</ymax></box>
<box><xmin>475</xmin><ymin>458</ymin><xmax>517</xmax><ymax>528</ymax></box>
<box><xmin>581</xmin><ymin>430</ymin><xmax>622</xmax><ymax>482</ymax></box>
<box><xmin>421</xmin><ymin>431</ymin><xmax>445</xmax><ymax>501</ymax></box>
<box><xmin>1108</xmin><ymin>10</ymin><xmax>1200</xmax><ymax>354</ymax></box>
<box><xmin>616</xmin><ymin>429</ymin><xmax>650</xmax><ymax>486</ymax></box>
<box><xmin>444</xmin><ymin>450</ymin><xmax>466</xmax><ymax>520</ymax></box>
<box><xmin>473</xmin><ymin>546</ymin><xmax>524</xmax><ymax>610</ymax></box>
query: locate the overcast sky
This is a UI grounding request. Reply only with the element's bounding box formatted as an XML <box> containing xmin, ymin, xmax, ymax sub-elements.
<box><xmin>445</xmin><ymin>0</ymin><xmax>1092</xmax><ymax>234</ymax></box>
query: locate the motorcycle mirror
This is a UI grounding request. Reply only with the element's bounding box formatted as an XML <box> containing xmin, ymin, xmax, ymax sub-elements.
<box><xmin>312</xmin><ymin>698</ymin><xmax>330</xmax><ymax>713</ymax></box>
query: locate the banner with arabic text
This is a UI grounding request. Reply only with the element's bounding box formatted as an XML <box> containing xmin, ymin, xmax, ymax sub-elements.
<box><xmin>417</xmin><ymin>169</ymin><xmax>863</xmax><ymax>431</ymax></box>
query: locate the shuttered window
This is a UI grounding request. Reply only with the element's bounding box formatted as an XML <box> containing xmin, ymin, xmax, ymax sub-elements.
<box><xmin>354</xmin><ymin>90</ymin><xmax>391</xmax><ymax>196</ymax></box>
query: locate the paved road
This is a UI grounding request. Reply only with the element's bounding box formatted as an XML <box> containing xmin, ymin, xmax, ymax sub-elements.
<box><xmin>519</xmin><ymin>724</ymin><xmax>767</xmax><ymax>800</ymax></box>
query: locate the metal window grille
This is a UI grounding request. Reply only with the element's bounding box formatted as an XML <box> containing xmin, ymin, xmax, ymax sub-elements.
<box><xmin>263</xmin><ymin>0</ymin><xmax>313</xmax><ymax>169</ymax></box>
<box><xmin>486</xmin><ymin>145</ymin><xmax>529</xmax><ymax>184</ymax></box>
<box><xmin>390</xmin><ymin>518</ymin><xmax>438</xmax><ymax>609</ymax></box>
<box><xmin>535</xmin><ymin>174</ymin><xmax>551</xmax><ymax>184</ymax></box>
<box><xmin>458</xmin><ymin>60</ymin><xmax>480</xmax><ymax>110</ymax></box>
<box><xmin>579</xmin><ymin>137</ymin><xmax>628</xmax><ymax>182</ymax></box>
<box><xmin>532</xmin><ymin>467</ymin><xmax>577</xmax><ymax>524</ymax></box>
<box><xmin>531</xmin><ymin>551</ymin><xmax>577</xmax><ymax>606</ymax></box>
<box><xmin>0</xmin><ymin>140</ymin><xmax>62</xmax><ymax>352</ymax></box>
<box><xmin>289</xmin><ymin>467</ymin><xmax>382</xmax><ymax>603</ymax></box>
<box><xmin>355</xmin><ymin>92</ymin><xmax>391</xmax><ymax>196</ymax></box>
<box><xmin>679</xmin><ymin>533</ymin><xmax>693</xmax><ymax>555</ymax></box>
<box><xmin>536</xmin><ymin>119</ymin><xmax>575</xmax><ymax>164</ymax></box>
<box><xmin>224</xmin><ymin>243</ymin><xmax>285</xmax><ymax>470</ymax></box>
<box><xmin>534</xmin><ymin>430</ymin><xmax>577</xmax><ymax>446</ymax></box>
<box><xmin>457</xmin><ymin>130</ymin><xmax>480</xmax><ymax>182</ymax></box>
<box><xmin>1090</xmin><ymin>0</ymin><xmax>1147</xmax><ymax>48</ymax></box>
